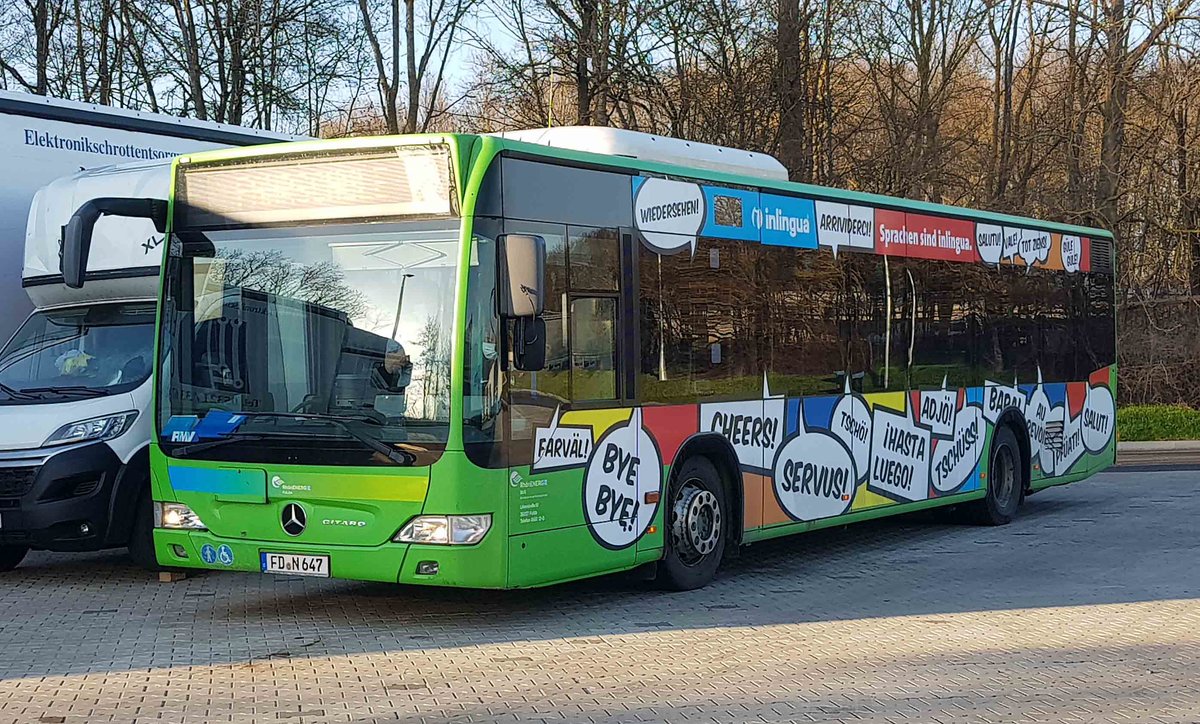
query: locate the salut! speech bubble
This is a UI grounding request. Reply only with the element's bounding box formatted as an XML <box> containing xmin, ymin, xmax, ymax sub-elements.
<box><xmin>1082</xmin><ymin>384</ymin><xmax>1115</xmax><ymax>454</ymax></box>
<box><xmin>699</xmin><ymin>375</ymin><xmax>785</xmax><ymax>473</ymax></box>
<box><xmin>1061</xmin><ymin>234</ymin><xmax>1082</xmax><ymax>273</ymax></box>
<box><xmin>983</xmin><ymin>377</ymin><xmax>1026</xmax><ymax>424</ymax></box>
<box><xmin>1019</xmin><ymin>229</ymin><xmax>1052</xmax><ymax>267</ymax></box>
<box><xmin>918</xmin><ymin>376</ymin><xmax>957</xmax><ymax>439</ymax></box>
<box><xmin>869</xmin><ymin>402</ymin><xmax>931</xmax><ymax>502</ymax></box>
<box><xmin>831</xmin><ymin>377</ymin><xmax>872</xmax><ymax>483</ymax></box>
<box><xmin>977</xmin><ymin>223</ymin><xmax>1004</xmax><ymax>265</ymax></box>
<box><xmin>931</xmin><ymin>403</ymin><xmax>985</xmax><ymax>493</ymax></box>
<box><xmin>772</xmin><ymin>407</ymin><xmax>857</xmax><ymax>521</ymax></box>
<box><xmin>633</xmin><ymin>177</ymin><xmax>704</xmax><ymax>256</ymax></box>
<box><xmin>532</xmin><ymin>405</ymin><xmax>593</xmax><ymax>472</ymax></box>
<box><xmin>583</xmin><ymin>408</ymin><xmax>662</xmax><ymax>550</ymax></box>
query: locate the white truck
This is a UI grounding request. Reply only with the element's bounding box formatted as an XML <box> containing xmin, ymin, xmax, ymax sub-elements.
<box><xmin>0</xmin><ymin>92</ymin><xmax>299</xmax><ymax>570</ymax></box>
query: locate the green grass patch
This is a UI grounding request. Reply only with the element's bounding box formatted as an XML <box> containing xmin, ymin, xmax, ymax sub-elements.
<box><xmin>1117</xmin><ymin>404</ymin><xmax>1200</xmax><ymax>442</ymax></box>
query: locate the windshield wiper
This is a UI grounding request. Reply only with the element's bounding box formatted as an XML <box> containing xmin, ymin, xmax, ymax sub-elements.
<box><xmin>19</xmin><ymin>385</ymin><xmax>108</xmax><ymax>398</ymax></box>
<box><xmin>0</xmin><ymin>382</ymin><xmax>36</xmax><ymax>401</ymax></box>
<box><xmin>212</xmin><ymin>412</ymin><xmax>417</xmax><ymax>466</ymax></box>
<box><xmin>168</xmin><ymin>433</ymin><xmax>277</xmax><ymax>457</ymax></box>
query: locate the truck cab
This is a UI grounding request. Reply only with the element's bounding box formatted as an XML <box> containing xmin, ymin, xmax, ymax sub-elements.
<box><xmin>0</xmin><ymin>161</ymin><xmax>166</xmax><ymax>570</ymax></box>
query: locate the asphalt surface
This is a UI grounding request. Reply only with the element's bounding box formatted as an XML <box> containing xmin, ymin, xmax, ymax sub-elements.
<box><xmin>0</xmin><ymin>468</ymin><xmax>1197</xmax><ymax>723</ymax></box>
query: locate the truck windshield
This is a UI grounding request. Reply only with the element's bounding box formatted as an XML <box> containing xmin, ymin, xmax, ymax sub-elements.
<box><xmin>157</xmin><ymin>219</ymin><xmax>460</xmax><ymax>466</ymax></box>
<box><xmin>0</xmin><ymin>303</ymin><xmax>156</xmax><ymax>404</ymax></box>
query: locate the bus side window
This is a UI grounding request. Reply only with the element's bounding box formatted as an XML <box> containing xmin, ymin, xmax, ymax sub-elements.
<box><xmin>905</xmin><ymin>258</ymin><xmax>980</xmax><ymax>390</ymax></box>
<box><xmin>639</xmin><ymin>237</ymin><xmax>760</xmax><ymax>403</ymax></box>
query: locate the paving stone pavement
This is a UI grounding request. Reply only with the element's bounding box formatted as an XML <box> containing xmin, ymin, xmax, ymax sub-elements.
<box><xmin>1</xmin><ymin>469</ymin><xmax>1198</xmax><ymax>723</ymax></box>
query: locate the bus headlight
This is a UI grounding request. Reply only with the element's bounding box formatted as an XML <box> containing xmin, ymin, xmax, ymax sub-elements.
<box><xmin>394</xmin><ymin>514</ymin><xmax>491</xmax><ymax>545</ymax></box>
<box><xmin>44</xmin><ymin>411</ymin><xmax>138</xmax><ymax>446</ymax></box>
<box><xmin>154</xmin><ymin>502</ymin><xmax>207</xmax><ymax>530</ymax></box>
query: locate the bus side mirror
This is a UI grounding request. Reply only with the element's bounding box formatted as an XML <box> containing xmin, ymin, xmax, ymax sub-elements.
<box><xmin>497</xmin><ymin>234</ymin><xmax>545</xmax><ymax>318</ymax></box>
<box><xmin>62</xmin><ymin>197</ymin><xmax>168</xmax><ymax>289</ymax></box>
<box><xmin>513</xmin><ymin>317</ymin><xmax>546</xmax><ymax>371</ymax></box>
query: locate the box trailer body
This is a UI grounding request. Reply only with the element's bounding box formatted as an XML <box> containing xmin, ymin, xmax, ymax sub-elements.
<box><xmin>0</xmin><ymin>92</ymin><xmax>300</xmax><ymax>569</ymax></box>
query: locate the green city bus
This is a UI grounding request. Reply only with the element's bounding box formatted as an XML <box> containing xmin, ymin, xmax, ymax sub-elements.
<box><xmin>63</xmin><ymin>129</ymin><xmax>1116</xmax><ymax>590</ymax></box>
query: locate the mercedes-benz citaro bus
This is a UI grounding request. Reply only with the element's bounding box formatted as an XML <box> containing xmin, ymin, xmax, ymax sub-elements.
<box><xmin>60</xmin><ymin>128</ymin><xmax>1117</xmax><ymax>590</ymax></box>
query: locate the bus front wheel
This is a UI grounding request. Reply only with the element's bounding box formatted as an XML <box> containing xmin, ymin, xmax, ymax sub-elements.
<box><xmin>127</xmin><ymin>489</ymin><xmax>163</xmax><ymax>572</ymax></box>
<box><xmin>657</xmin><ymin>456</ymin><xmax>727</xmax><ymax>591</ymax></box>
<box><xmin>971</xmin><ymin>425</ymin><xmax>1024</xmax><ymax>525</ymax></box>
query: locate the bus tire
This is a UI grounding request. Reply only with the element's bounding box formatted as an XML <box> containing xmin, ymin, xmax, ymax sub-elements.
<box><xmin>127</xmin><ymin>489</ymin><xmax>162</xmax><ymax>572</ymax></box>
<box><xmin>971</xmin><ymin>425</ymin><xmax>1024</xmax><ymax>526</ymax></box>
<box><xmin>657</xmin><ymin>456</ymin><xmax>727</xmax><ymax>591</ymax></box>
<box><xmin>0</xmin><ymin>545</ymin><xmax>27</xmax><ymax>572</ymax></box>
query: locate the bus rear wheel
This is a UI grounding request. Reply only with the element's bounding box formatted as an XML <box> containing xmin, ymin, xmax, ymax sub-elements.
<box><xmin>657</xmin><ymin>456</ymin><xmax>727</xmax><ymax>591</ymax></box>
<box><xmin>0</xmin><ymin>545</ymin><xmax>28</xmax><ymax>572</ymax></box>
<box><xmin>970</xmin><ymin>425</ymin><xmax>1024</xmax><ymax>526</ymax></box>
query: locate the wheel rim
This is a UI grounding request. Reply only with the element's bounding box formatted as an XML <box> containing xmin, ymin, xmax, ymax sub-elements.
<box><xmin>670</xmin><ymin>480</ymin><xmax>722</xmax><ymax>568</ymax></box>
<box><xmin>993</xmin><ymin>442</ymin><xmax>1016</xmax><ymax>506</ymax></box>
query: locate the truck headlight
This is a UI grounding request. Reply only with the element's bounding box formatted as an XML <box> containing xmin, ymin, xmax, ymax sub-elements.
<box><xmin>153</xmin><ymin>502</ymin><xmax>207</xmax><ymax>530</ymax></box>
<box><xmin>44</xmin><ymin>411</ymin><xmax>138</xmax><ymax>446</ymax></box>
<box><xmin>394</xmin><ymin>514</ymin><xmax>491</xmax><ymax>545</ymax></box>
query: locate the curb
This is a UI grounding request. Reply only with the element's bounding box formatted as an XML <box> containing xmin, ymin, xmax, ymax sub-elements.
<box><xmin>1117</xmin><ymin>440</ymin><xmax>1200</xmax><ymax>467</ymax></box>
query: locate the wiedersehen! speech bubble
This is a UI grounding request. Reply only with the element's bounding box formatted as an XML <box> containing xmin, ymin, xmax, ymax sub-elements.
<box><xmin>633</xmin><ymin>177</ymin><xmax>704</xmax><ymax>255</ymax></box>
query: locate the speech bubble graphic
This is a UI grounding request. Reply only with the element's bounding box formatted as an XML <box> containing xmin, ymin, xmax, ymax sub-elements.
<box><xmin>1025</xmin><ymin>369</ymin><xmax>1053</xmax><ymax>471</ymax></box>
<box><xmin>815</xmin><ymin>200</ymin><xmax>874</xmax><ymax>257</ymax></box>
<box><xmin>1061</xmin><ymin>234</ymin><xmax>1082</xmax><ymax>273</ymax></box>
<box><xmin>699</xmin><ymin>375</ymin><xmax>785</xmax><ymax>474</ymax></box>
<box><xmin>918</xmin><ymin>376</ymin><xmax>957</xmax><ymax>439</ymax></box>
<box><xmin>1019</xmin><ymin>229</ymin><xmax>1052</xmax><ymax>267</ymax></box>
<box><xmin>831</xmin><ymin>377</ymin><xmax>872</xmax><ymax>483</ymax></box>
<box><xmin>1043</xmin><ymin>403</ymin><xmax>1066</xmax><ymax>477</ymax></box>
<box><xmin>633</xmin><ymin>177</ymin><xmax>704</xmax><ymax>256</ymax></box>
<box><xmin>868</xmin><ymin>402</ymin><xmax>931</xmax><ymax>502</ymax></box>
<box><xmin>1082</xmin><ymin>384</ymin><xmax>1116</xmax><ymax>453</ymax></box>
<box><xmin>582</xmin><ymin>408</ymin><xmax>662</xmax><ymax>550</ymax></box>
<box><xmin>983</xmin><ymin>378</ymin><xmax>1026</xmax><ymax>424</ymax></box>
<box><xmin>977</xmin><ymin>223</ymin><xmax>1004</xmax><ymax>265</ymax></box>
<box><xmin>930</xmin><ymin>403</ymin><xmax>985</xmax><ymax>493</ymax></box>
<box><xmin>1001</xmin><ymin>227</ymin><xmax>1021</xmax><ymax>262</ymax></box>
<box><xmin>532</xmin><ymin>405</ymin><xmax>594</xmax><ymax>472</ymax></box>
<box><xmin>1052</xmin><ymin>404</ymin><xmax>1084</xmax><ymax>475</ymax></box>
<box><xmin>773</xmin><ymin>407</ymin><xmax>857</xmax><ymax>521</ymax></box>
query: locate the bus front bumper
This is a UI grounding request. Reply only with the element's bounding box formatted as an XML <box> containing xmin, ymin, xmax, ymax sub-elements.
<box><xmin>154</xmin><ymin>529</ymin><xmax>508</xmax><ymax>588</ymax></box>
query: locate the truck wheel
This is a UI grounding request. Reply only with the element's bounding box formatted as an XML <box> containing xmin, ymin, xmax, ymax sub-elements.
<box><xmin>970</xmin><ymin>425</ymin><xmax>1024</xmax><ymax>526</ymax></box>
<box><xmin>657</xmin><ymin>456</ymin><xmax>727</xmax><ymax>591</ymax></box>
<box><xmin>127</xmin><ymin>490</ymin><xmax>162</xmax><ymax>572</ymax></box>
<box><xmin>0</xmin><ymin>545</ymin><xmax>28</xmax><ymax>572</ymax></box>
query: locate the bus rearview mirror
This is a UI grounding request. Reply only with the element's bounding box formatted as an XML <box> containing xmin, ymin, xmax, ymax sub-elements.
<box><xmin>62</xmin><ymin>197</ymin><xmax>168</xmax><ymax>289</ymax></box>
<box><xmin>498</xmin><ymin>234</ymin><xmax>545</xmax><ymax>318</ymax></box>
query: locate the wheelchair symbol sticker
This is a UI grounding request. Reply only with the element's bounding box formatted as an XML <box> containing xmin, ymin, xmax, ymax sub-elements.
<box><xmin>200</xmin><ymin>544</ymin><xmax>217</xmax><ymax>565</ymax></box>
<box><xmin>216</xmin><ymin>545</ymin><xmax>234</xmax><ymax>566</ymax></box>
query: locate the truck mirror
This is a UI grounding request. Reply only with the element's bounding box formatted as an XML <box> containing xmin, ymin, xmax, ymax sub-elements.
<box><xmin>62</xmin><ymin>197</ymin><xmax>168</xmax><ymax>289</ymax></box>
<box><xmin>513</xmin><ymin>316</ymin><xmax>546</xmax><ymax>371</ymax></box>
<box><xmin>497</xmin><ymin>234</ymin><xmax>545</xmax><ymax>318</ymax></box>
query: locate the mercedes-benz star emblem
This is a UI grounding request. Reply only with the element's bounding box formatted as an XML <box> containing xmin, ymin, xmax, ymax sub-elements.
<box><xmin>281</xmin><ymin>503</ymin><xmax>307</xmax><ymax>536</ymax></box>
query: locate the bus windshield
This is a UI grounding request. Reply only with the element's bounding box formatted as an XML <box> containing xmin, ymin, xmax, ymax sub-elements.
<box><xmin>0</xmin><ymin>302</ymin><xmax>156</xmax><ymax>404</ymax></box>
<box><xmin>157</xmin><ymin>219</ymin><xmax>461</xmax><ymax>465</ymax></box>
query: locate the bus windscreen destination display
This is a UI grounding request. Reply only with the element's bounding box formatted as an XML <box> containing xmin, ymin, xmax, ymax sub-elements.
<box><xmin>149</xmin><ymin>132</ymin><xmax>1116</xmax><ymax>591</ymax></box>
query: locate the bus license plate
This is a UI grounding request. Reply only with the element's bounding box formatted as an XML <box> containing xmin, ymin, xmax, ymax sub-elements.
<box><xmin>261</xmin><ymin>553</ymin><xmax>329</xmax><ymax>577</ymax></box>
